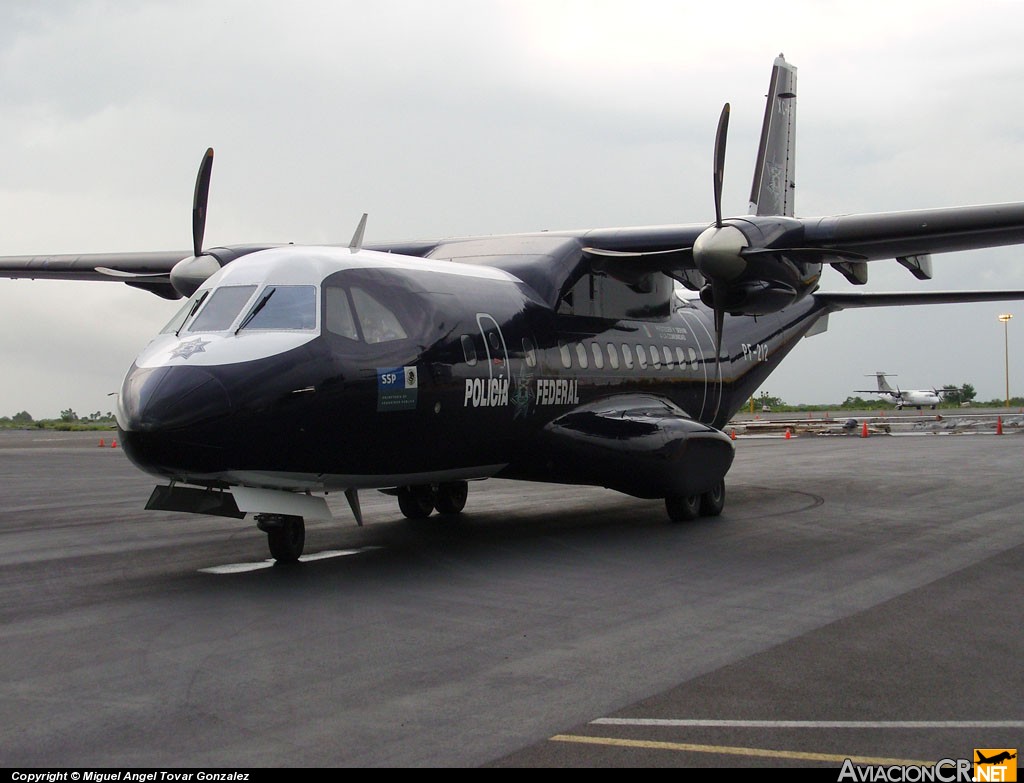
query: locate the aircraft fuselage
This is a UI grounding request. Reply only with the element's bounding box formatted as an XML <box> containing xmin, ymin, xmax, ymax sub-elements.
<box><xmin>116</xmin><ymin>246</ymin><xmax>824</xmax><ymax>502</ymax></box>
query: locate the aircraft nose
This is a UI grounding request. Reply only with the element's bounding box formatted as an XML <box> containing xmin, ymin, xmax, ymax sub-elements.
<box><xmin>118</xmin><ymin>364</ymin><xmax>232</xmax><ymax>432</ymax></box>
<box><xmin>117</xmin><ymin>364</ymin><xmax>234</xmax><ymax>479</ymax></box>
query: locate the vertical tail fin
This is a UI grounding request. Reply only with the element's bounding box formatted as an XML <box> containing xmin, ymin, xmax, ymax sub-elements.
<box><xmin>875</xmin><ymin>372</ymin><xmax>895</xmax><ymax>393</ymax></box>
<box><xmin>749</xmin><ymin>54</ymin><xmax>797</xmax><ymax>217</ymax></box>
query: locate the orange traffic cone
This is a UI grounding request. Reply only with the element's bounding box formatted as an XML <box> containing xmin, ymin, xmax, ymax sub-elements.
<box><xmin>861</xmin><ymin>421</ymin><xmax>869</xmax><ymax>438</ymax></box>
<box><xmin>784</xmin><ymin>428</ymin><xmax>791</xmax><ymax>439</ymax></box>
<box><xmin>730</xmin><ymin>429</ymin><xmax>736</xmax><ymax>441</ymax></box>
<box><xmin>110</xmin><ymin>439</ymin><xmax>118</xmax><ymax>448</ymax></box>
<box><xmin>996</xmin><ymin>416</ymin><xmax>1003</xmax><ymax>436</ymax></box>
<box><xmin>98</xmin><ymin>438</ymin><xmax>105</xmax><ymax>447</ymax></box>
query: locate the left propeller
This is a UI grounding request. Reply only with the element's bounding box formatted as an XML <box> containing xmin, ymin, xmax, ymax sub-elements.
<box><xmin>94</xmin><ymin>148</ymin><xmax>221</xmax><ymax>299</ymax></box>
<box><xmin>169</xmin><ymin>148</ymin><xmax>223</xmax><ymax>297</ymax></box>
<box><xmin>191</xmin><ymin>147</ymin><xmax>214</xmax><ymax>258</ymax></box>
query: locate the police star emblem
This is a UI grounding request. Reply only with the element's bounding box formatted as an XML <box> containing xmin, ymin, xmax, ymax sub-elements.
<box><xmin>170</xmin><ymin>338</ymin><xmax>210</xmax><ymax>360</ymax></box>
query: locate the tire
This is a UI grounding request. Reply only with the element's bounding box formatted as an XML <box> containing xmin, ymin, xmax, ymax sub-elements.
<box><xmin>267</xmin><ymin>515</ymin><xmax>305</xmax><ymax>563</ymax></box>
<box><xmin>665</xmin><ymin>493</ymin><xmax>701</xmax><ymax>522</ymax></box>
<box><xmin>435</xmin><ymin>481</ymin><xmax>468</xmax><ymax>514</ymax></box>
<box><xmin>398</xmin><ymin>485</ymin><xmax>435</xmax><ymax>519</ymax></box>
<box><xmin>699</xmin><ymin>480</ymin><xmax>725</xmax><ymax>517</ymax></box>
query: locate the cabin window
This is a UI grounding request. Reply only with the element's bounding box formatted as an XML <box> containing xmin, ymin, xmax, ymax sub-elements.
<box><xmin>351</xmin><ymin>287</ymin><xmax>407</xmax><ymax>344</ymax></box>
<box><xmin>675</xmin><ymin>347</ymin><xmax>687</xmax><ymax>369</ymax></box>
<box><xmin>606</xmin><ymin>343</ymin><xmax>619</xmax><ymax>370</ymax></box>
<box><xmin>663</xmin><ymin>346</ymin><xmax>673</xmax><ymax>368</ymax></box>
<box><xmin>461</xmin><ymin>335</ymin><xmax>477</xmax><ymax>366</ymax></box>
<box><xmin>575</xmin><ymin>343</ymin><xmax>588</xmax><ymax>369</ymax></box>
<box><xmin>649</xmin><ymin>345</ymin><xmax>661</xmax><ymax>369</ymax></box>
<box><xmin>188</xmin><ymin>285</ymin><xmax>257</xmax><ymax>332</ymax></box>
<box><xmin>238</xmin><ymin>285</ymin><xmax>316</xmax><ymax>331</ymax></box>
<box><xmin>621</xmin><ymin>343</ymin><xmax>633</xmax><ymax>369</ymax></box>
<box><xmin>559</xmin><ymin>340</ymin><xmax>572</xmax><ymax>369</ymax></box>
<box><xmin>688</xmin><ymin>347</ymin><xmax>698</xmax><ymax>366</ymax></box>
<box><xmin>591</xmin><ymin>342</ymin><xmax>604</xmax><ymax>369</ymax></box>
<box><xmin>523</xmin><ymin>338</ymin><xmax>537</xmax><ymax>368</ymax></box>
<box><xmin>635</xmin><ymin>344</ymin><xmax>647</xmax><ymax>369</ymax></box>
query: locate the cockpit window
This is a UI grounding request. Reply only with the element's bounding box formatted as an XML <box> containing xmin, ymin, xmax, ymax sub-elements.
<box><xmin>160</xmin><ymin>289</ymin><xmax>208</xmax><ymax>335</ymax></box>
<box><xmin>237</xmin><ymin>285</ymin><xmax>317</xmax><ymax>331</ymax></box>
<box><xmin>188</xmin><ymin>285</ymin><xmax>257</xmax><ymax>332</ymax></box>
<box><xmin>325</xmin><ymin>286</ymin><xmax>358</xmax><ymax>339</ymax></box>
<box><xmin>351</xmin><ymin>287</ymin><xmax>407</xmax><ymax>344</ymax></box>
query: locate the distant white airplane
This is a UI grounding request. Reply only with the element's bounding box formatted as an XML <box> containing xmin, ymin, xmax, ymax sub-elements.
<box><xmin>855</xmin><ymin>372</ymin><xmax>958</xmax><ymax>409</ymax></box>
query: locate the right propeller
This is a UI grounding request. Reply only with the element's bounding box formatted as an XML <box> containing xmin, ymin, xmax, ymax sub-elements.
<box><xmin>692</xmin><ymin>103</ymin><xmax>748</xmax><ymax>377</ymax></box>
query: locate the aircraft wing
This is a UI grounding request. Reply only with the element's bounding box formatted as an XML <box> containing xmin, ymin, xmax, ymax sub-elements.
<box><xmin>584</xmin><ymin>200</ymin><xmax>1024</xmax><ymax>252</ymax></box>
<box><xmin>802</xmin><ymin>203</ymin><xmax>1024</xmax><ymax>260</ymax></box>
<box><xmin>0</xmin><ymin>250</ymin><xmax>189</xmax><ymax>300</ymax></box>
<box><xmin>0</xmin><ymin>244</ymin><xmax>285</xmax><ymax>300</ymax></box>
<box><xmin>0</xmin><ymin>250</ymin><xmax>188</xmax><ymax>280</ymax></box>
<box><xmin>520</xmin><ymin>393</ymin><xmax>734</xmax><ymax>500</ymax></box>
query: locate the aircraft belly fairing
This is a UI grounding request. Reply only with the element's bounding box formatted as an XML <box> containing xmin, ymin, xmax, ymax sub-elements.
<box><xmin>511</xmin><ymin>394</ymin><xmax>735</xmax><ymax>499</ymax></box>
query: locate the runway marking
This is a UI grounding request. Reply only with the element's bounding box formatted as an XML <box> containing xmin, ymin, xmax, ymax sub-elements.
<box><xmin>199</xmin><ymin>547</ymin><xmax>379</xmax><ymax>574</ymax></box>
<box><xmin>592</xmin><ymin>718</ymin><xmax>1024</xmax><ymax>729</ymax></box>
<box><xmin>550</xmin><ymin>734</ymin><xmax>934</xmax><ymax>765</ymax></box>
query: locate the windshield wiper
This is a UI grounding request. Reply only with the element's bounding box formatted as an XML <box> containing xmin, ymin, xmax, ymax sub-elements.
<box><xmin>176</xmin><ymin>290</ymin><xmax>209</xmax><ymax>337</ymax></box>
<box><xmin>235</xmin><ymin>287</ymin><xmax>275</xmax><ymax>334</ymax></box>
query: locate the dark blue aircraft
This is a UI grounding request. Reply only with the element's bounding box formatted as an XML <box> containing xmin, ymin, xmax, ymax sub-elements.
<box><xmin>5</xmin><ymin>56</ymin><xmax>1024</xmax><ymax>561</ymax></box>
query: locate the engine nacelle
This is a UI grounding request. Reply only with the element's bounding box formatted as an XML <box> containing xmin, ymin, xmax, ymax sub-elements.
<box><xmin>699</xmin><ymin>279</ymin><xmax>799</xmax><ymax>316</ymax></box>
<box><xmin>169</xmin><ymin>254</ymin><xmax>222</xmax><ymax>298</ymax></box>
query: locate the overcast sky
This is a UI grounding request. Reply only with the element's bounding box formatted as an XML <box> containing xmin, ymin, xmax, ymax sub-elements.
<box><xmin>3</xmin><ymin>0</ymin><xmax>1024</xmax><ymax>418</ymax></box>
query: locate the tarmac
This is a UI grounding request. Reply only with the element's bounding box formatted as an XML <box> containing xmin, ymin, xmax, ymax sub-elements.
<box><xmin>0</xmin><ymin>425</ymin><xmax>1020</xmax><ymax>768</ymax></box>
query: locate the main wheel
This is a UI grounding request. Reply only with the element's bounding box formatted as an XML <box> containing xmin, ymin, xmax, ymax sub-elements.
<box><xmin>435</xmin><ymin>481</ymin><xmax>468</xmax><ymax>514</ymax></box>
<box><xmin>398</xmin><ymin>484</ymin><xmax>435</xmax><ymax>519</ymax></box>
<box><xmin>265</xmin><ymin>515</ymin><xmax>305</xmax><ymax>563</ymax></box>
<box><xmin>699</xmin><ymin>480</ymin><xmax>725</xmax><ymax>517</ymax></box>
<box><xmin>665</xmin><ymin>493</ymin><xmax>701</xmax><ymax>522</ymax></box>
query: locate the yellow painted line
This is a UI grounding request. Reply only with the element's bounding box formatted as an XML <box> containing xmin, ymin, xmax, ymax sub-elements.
<box><xmin>549</xmin><ymin>734</ymin><xmax>936</xmax><ymax>766</ymax></box>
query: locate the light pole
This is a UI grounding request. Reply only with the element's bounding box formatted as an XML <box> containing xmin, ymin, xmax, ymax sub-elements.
<box><xmin>998</xmin><ymin>313</ymin><xmax>1013</xmax><ymax>407</ymax></box>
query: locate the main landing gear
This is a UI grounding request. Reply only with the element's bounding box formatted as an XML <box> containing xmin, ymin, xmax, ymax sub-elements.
<box><xmin>396</xmin><ymin>481</ymin><xmax>469</xmax><ymax>519</ymax></box>
<box><xmin>664</xmin><ymin>479</ymin><xmax>725</xmax><ymax>522</ymax></box>
<box><xmin>255</xmin><ymin>513</ymin><xmax>305</xmax><ymax>563</ymax></box>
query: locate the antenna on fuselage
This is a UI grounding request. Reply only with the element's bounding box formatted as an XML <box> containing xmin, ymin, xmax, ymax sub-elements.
<box><xmin>349</xmin><ymin>213</ymin><xmax>368</xmax><ymax>252</ymax></box>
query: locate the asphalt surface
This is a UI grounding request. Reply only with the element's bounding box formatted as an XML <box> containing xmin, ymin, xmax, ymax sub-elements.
<box><xmin>0</xmin><ymin>426</ymin><xmax>1020</xmax><ymax>768</ymax></box>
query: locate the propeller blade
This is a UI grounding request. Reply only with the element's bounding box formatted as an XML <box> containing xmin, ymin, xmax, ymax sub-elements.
<box><xmin>192</xmin><ymin>148</ymin><xmax>214</xmax><ymax>258</ymax></box>
<box><xmin>713</xmin><ymin>103</ymin><xmax>730</xmax><ymax>228</ymax></box>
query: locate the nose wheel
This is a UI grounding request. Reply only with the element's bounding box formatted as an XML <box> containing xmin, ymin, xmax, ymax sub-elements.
<box><xmin>255</xmin><ymin>513</ymin><xmax>305</xmax><ymax>562</ymax></box>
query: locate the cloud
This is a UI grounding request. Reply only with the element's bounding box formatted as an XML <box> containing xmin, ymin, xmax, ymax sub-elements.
<box><xmin>3</xmin><ymin>0</ymin><xmax>1024</xmax><ymax>416</ymax></box>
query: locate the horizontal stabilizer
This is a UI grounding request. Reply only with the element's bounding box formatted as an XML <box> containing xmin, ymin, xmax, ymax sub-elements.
<box><xmin>817</xmin><ymin>289</ymin><xmax>1024</xmax><ymax>310</ymax></box>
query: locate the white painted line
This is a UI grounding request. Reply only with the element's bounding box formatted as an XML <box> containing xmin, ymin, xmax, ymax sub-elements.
<box><xmin>199</xmin><ymin>547</ymin><xmax>379</xmax><ymax>574</ymax></box>
<box><xmin>592</xmin><ymin>718</ymin><xmax>1024</xmax><ymax>728</ymax></box>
